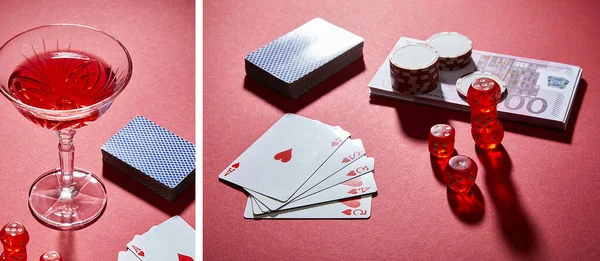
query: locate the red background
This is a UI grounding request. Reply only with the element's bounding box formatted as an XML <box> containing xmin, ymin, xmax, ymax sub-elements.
<box><xmin>0</xmin><ymin>0</ymin><xmax>195</xmax><ymax>260</ymax></box>
<box><xmin>204</xmin><ymin>0</ymin><xmax>600</xmax><ymax>260</ymax></box>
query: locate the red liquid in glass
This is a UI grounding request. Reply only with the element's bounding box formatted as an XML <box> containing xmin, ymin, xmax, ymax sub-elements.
<box><xmin>8</xmin><ymin>51</ymin><xmax>116</xmax><ymax>130</ymax></box>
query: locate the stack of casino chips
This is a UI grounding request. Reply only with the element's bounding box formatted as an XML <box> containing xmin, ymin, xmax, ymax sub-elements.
<box><xmin>426</xmin><ymin>32</ymin><xmax>473</xmax><ymax>71</ymax></box>
<box><xmin>388</xmin><ymin>43</ymin><xmax>440</xmax><ymax>95</ymax></box>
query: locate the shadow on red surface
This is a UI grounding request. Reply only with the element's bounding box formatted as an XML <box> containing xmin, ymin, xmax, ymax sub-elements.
<box><xmin>56</xmin><ymin>231</ymin><xmax>74</xmax><ymax>261</ymax></box>
<box><xmin>447</xmin><ymin>185</ymin><xmax>485</xmax><ymax>225</ymax></box>
<box><xmin>476</xmin><ymin>144</ymin><xmax>537</xmax><ymax>254</ymax></box>
<box><xmin>243</xmin><ymin>58</ymin><xmax>366</xmax><ymax>113</ymax></box>
<box><xmin>102</xmin><ymin>162</ymin><xmax>195</xmax><ymax>216</ymax></box>
<box><xmin>371</xmin><ymin>96</ymin><xmax>470</xmax><ymax>141</ymax></box>
<box><xmin>369</xmin><ymin>78</ymin><xmax>588</xmax><ymax>144</ymax></box>
<box><xmin>431</xmin><ymin>151</ymin><xmax>485</xmax><ymax>224</ymax></box>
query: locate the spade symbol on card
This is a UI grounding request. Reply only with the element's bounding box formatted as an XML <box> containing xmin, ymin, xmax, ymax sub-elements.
<box><xmin>274</xmin><ymin>149</ymin><xmax>292</xmax><ymax>163</ymax></box>
<box><xmin>178</xmin><ymin>253</ymin><xmax>194</xmax><ymax>261</ymax></box>
<box><xmin>132</xmin><ymin>245</ymin><xmax>145</xmax><ymax>257</ymax></box>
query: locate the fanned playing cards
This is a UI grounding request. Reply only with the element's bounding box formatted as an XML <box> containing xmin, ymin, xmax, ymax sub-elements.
<box><xmin>219</xmin><ymin>114</ymin><xmax>377</xmax><ymax>219</ymax></box>
<box><xmin>119</xmin><ymin>216</ymin><xmax>195</xmax><ymax>260</ymax></box>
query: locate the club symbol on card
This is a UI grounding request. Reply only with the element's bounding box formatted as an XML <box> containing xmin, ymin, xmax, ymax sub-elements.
<box><xmin>178</xmin><ymin>253</ymin><xmax>194</xmax><ymax>261</ymax></box>
<box><xmin>331</xmin><ymin>137</ymin><xmax>342</xmax><ymax>147</ymax></box>
<box><xmin>274</xmin><ymin>149</ymin><xmax>292</xmax><ymax>163</ymax></box>
<box><xmin>338</xmin><ymin>197</ymin><xmax>361</xmax><ymax>208</ymax></box>
<box><xmin>224</xmin><ymin>162</ymin><xmax>240</xmax><ymax>176</ymax></box>
<box><xmin>132</xmin><ymin>245</ymin><xmax>145</xmax><ymax>257</ymax></box>
<box><xmin>342</xmin><ymin>177</ymin><xmax>363</xmax><ymax>187</ymax></box>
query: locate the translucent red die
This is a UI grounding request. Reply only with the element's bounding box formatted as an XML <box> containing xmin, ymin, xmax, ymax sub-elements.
<box><xmin>0</xmin><ymin>222</ymin><xmax>29</xmax><ymax>261</ymax></box>
<box><xmin>444</xmin><ymin>155</ymin><xmax>478</xmax><ymax>194</ymax></box>
<box><xmin>428</xmin><ymin>124</ymin><xmax>455</xmax><ymax>158</ymax></box>
<box><xmin>467</xmin><ymin>77</ymin><xmax>502</xmax><ymax>108</ymax></box>
<box><xmin>471</xmin><ymin>126</ymin><xmax>504</xmax><ymax>150</ymax></box>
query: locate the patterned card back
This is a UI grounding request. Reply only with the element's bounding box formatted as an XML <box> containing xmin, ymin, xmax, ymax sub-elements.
<box><xmin>101</xmin><ymin>116</ymin><xmax>195</xmax><ymax>190</ymax></box>
<box><xmin>245</xmin><ymin>18</ymin><xmax>364</xmax><ymax>98</ymax></box>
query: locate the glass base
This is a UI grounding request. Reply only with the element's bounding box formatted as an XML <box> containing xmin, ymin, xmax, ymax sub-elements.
<box><xmin>28</xmin><ymin>168</ymin><xmax>107</xmax><ymax>229</ymax></box>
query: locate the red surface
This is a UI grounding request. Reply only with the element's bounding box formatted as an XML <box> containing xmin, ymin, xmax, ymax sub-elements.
<box><xmin>204</xmin><ymin>0</ymin><xmax>600</xmax><ymax>260</ymax></box>
<box><xmin>0</xmin><ymin>0</ymin><xmax>195</xmax><ymax>260</ymax></box>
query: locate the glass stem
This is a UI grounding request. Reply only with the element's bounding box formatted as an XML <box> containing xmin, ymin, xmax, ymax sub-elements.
<box><xmin>57</xmin><ymin>128</ymin><xmax>76</xmax><ymax>188</ymax></box>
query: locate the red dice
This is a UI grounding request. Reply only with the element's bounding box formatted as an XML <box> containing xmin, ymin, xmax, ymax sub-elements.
<box><xmin>467</xmin><ymin>77</ymin><xmax>501</xmax><ymax>109</ymax></box>
<box><xmin>1</xmin><ymin>222</ymin><xmax>29</xmax><ymax>261</ymax></box>
<box><xmin>428</xmin><ymin>124</ymin><xmax>455</xmax><ymax>158</ymax></box>
<box><xmin>444</xmin><ymin>155</ymin><xmax>478</xmax><ymax>194</ymax></box>
<box><xmin>467</xmin><ymin>77</ymin><xmax>504</xmax><ymax>150</ymax></box>
<box><xmin>40</xmin><ymin>251</ymin><xmax>63</xmax><ymax>261</ymax></box>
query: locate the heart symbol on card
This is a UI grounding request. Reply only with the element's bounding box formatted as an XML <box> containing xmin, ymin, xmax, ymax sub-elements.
<box><xmin>338</xmin><ymin>198</ymin><xmax>361</xmax><ymax>208</ymax></box>
<box><xmin>224</xmin><ymin>162</ymin><xmax>240</xmax><ymax>176</ymax></box>
<box><xmin>343</xmin><ymin>178</ymin><xmax>363</xmax><ymax>187</ymax></box>
<box><xmin>274</xmin><ymin>149</ymin><xmax>292</xmax><ymax>163</ymax></box>
<box><xmin>331</xmin><ymin>138</ymin><xmax>341</xmax><ymax>147</ymax></box>
<box><xmin>342</xmin><ymin>209</ymin><xmax>352</xmax><ymax>216</ymax></box>
<box><xmin>132</xmin><ymin>245</ymin><xmax>145</xmax><ymax>257</ymax></box>
<box><xmin>348</xmin><ymin>188</ymin><xmax>358</xmax><ymax>194</ymax></box>
<box><xmin>178</xmin><ymin>253</ymin><xmax>194</xmax><ymax>261</ymax></box>
<box><xmin>342</xmin><ymin>157</ymin><xmax>351</xmax><ymax>163</ymax></box>
<box><xmin>346</xmin><ymin>170</ymin><xmax>356</xmax><ymax>176</ymax></box>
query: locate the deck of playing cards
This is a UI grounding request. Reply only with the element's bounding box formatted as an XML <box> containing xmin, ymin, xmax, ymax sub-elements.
<box><xmin>102</xmin><ymin>116</ymin><xmax>196</xmax><ymax>201</ymax></box>
<box><xmin>245</xmin><ymin>18</ymin><xmax>364</xmax><ymax>99</ymax></box>
<box><xmin>118</xmin><ymin>216</ymin><xmax>195</xmax><ymax>260</ymax></box>
<box><xmin>219</xmin><ymin>114</ymin><xmax>377</xmax><ymax>219</ymax></box>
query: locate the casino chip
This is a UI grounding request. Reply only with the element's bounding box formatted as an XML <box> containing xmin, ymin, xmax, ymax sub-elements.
<box><xmin>426</xmin><ymin>32</ymin><xmax>473</xmax><ymax>71</ymax></box>
<box><xmin>456</xmin><ymin>72</ymin><xmax>509</xmax><ymax>102</ymax></box>
<box><xmin>388</xmin><ymin>43</ymin><xmax>440</xmax><ymax>95</ymax></box>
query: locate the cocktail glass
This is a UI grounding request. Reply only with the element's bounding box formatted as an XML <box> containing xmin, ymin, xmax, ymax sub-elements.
<box><xmin>0</xmin><ymin>24</ymin><xmax>132</xmax><ymax>229</ymax></box>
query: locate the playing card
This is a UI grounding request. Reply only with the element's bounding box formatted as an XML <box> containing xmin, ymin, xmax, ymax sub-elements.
<box><xmin>219</xmin><ymin>113</ymin><xmax>350</xmax><ymax>201</ymax></box>
<box><xmin>118</xmin><ymin>250</ymin><xmax>140</xmax><ymax>261</ymax></box>
<box><xmin>246</xmin><ymin>139</ymin><xmax>366</xmax><ymax>211</ymax></box>
<box><xmin>127</xmin><ymin>216</ymin><xmax>195</xmax><ymax>261</ymax></box>
<box><xmin>244</xmin><ymin>195</ymin><xmax>372</xmax><ymax>219</ymax></box>
<box><xmin>291</xmin><ymin>157</ymin><xmax>375</xmax><ymax>202</ymax></box>
<box><xmin>274</xmin><ymin>172</ymin><xmax>377</xmax><ymax>211</ymax></box>
<box><xmin>251</xmin><ymin>155</ymin><xmax>374</xmax><ymax>214</ymax></box>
